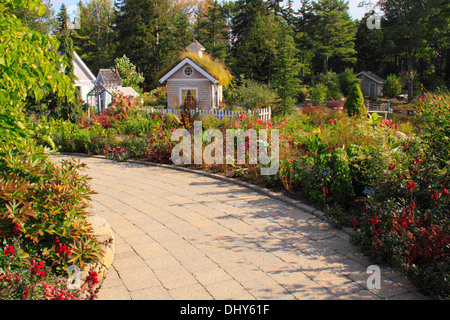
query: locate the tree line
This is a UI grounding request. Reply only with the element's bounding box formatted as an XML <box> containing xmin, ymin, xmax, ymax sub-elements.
<box><xmin>11</xmin><ymin>0</ymin><xmax>450</xmax><ymax>109</ymax></box>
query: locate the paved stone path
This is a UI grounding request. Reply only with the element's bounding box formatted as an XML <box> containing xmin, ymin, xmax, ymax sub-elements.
<box><xmin>54</xmin><ymin>155</ymin><xmax>429</xmax><ymax>300</ymax></box>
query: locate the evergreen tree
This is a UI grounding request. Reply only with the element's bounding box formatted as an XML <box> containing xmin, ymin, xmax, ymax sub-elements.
<box><xmin>72</xmin><ymin>0</ymin><xmax>116</xmax><ymax>75</ymax></box>
<box><xmin>232</xmin><ymin>12</ymin><xmax>281</xmax><ymax>83</ymax></box>
<box><xmin>230</xmin><ymin>0</ymin><xmax>267</xmax><ymax>57</ymax></box>
<box><xmin>114</xmin><ymin>0</ymin><xmax>190</xmax><ymax>90</ymax></box>
<box><xmin>379</xmin><ymin>0</ymin><xmax>449</xmax><ymax>99</ymax></box>
<box><xmin>297</xmin><ymin>0</ymin><xmax>357</xmax><ymax>75</ymax></box>
<box><xmin>195</xmin><ymin>0</ymin><xmax>229</xmax><ymax>62</ymax></box>
<box><xmin>343</xmin><ymin>83</ymin><xmax>366</xmax><ymax>117</ymax></box>
<box><xmin>272</xmin><ymin>18</ymin><xmax>301</xmax><ymax>115</ymax></box>
<box><xmin>354</xmin><ymin>12</ymin><xmax>384</xmax><ymax>75</ymax></box>
<box><xmin>56</xmin><ymin>4</ymin><xmax>75</xmax><ymax>77</ymax></box>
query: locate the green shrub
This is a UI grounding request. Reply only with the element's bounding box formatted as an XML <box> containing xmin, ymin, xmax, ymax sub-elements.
<box><xmin>239</xmin><ymin>80</ymin><xmax>277</xmax><ymax>110</ymax></box>
<box><xmin>344</xmin><ymin>84</ymin><xmax>367</xmax><ymax>116</ymax></box>
<box><xmin>120</xmin><ymin>135</ymin><xmax>149</xmax><ymax>159</ymax></box>
<box><xmin>310</xmin><ymin>84</ymin><xmax>328</xmax><ymax>104</ymax></box>
<box><xmin>383</xmin><ymin>74</ymin><xmax>403</xmax><ymax>98</ymax></box>
<box><xmin>312</xmin><ymin>72</ymin><xmax>344</xmax><ymax>100</ymax></box>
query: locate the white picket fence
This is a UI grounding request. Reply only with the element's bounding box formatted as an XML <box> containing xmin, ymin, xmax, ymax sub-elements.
<box><xmin>144</xmin><ymin>107</ymin><xmax>272</xmax><ymax>121</ymax></box>
<box><xmin>365</xmin><ymin>100</ymin><xmax>391</xmax><ymax>120</ymax></box>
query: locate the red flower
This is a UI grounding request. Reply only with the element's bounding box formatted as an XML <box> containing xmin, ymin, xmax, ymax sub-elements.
<box><xmin>431</xmin><ymin>190</ymin><xmax>439</xmax><ymax>200</ymax></box>
<box><xmin>388</xmin><ymin>163</ymin><xmax>395</xmax><ymax>170</ymax></box>
<box><xmin>23</xmin><ymin>289</ymin><xmax>30</xmax><ymax>300</ymax></box>
<box><xmin>30</xmin><ymin>260</ymin><xmax>45</xmax><ymax>279</ymax></box>
<box><xmin>12</xmin><ymin>222</ymin><xmax>21</xmax><ymax>235</ymax></box>
<box><xmin>56</xmin><ymin>243</ymin><xmax>71</xmax><ymax>257</ymax></box>
<box><xmin>3</xmin><ymin>244</ymin><xmax>15</xmax><ymax>256</ymax></box>
<box><xmin>403</xmin><ymin>142</ymin><xmax>408</xmax><ymax>149</ymax></box>
<box><xmin>86</xmin><ymin>270</ymin><xmax>99</xmax><ymax>285</ymax></box>
<box><xmin>407</xmin><ymin>181</ymin><xmax>416</xmax><ymax>191</ymax></box>
<box><xmin>154</xmin><ymin>114</ymin><xmax>158</xmax><ymax>119</ymax></box>
<box><xmin>443</xmin><ymin>188</ymin><xmax>448</xmax><ymax>196</ymax></box>
<box><xmin>370</xmin><ymin>216</ymin><xmax>379</xmax><ymax>226</ymax></box>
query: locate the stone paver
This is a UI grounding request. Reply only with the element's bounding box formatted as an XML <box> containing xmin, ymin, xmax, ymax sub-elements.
<box><xmin>53</xmin><ymin>155</ymin><xmax>430</xmax><ymax>300</ymax></box>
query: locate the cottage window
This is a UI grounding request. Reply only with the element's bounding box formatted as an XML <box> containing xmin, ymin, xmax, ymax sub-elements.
<box><xmin>183</xmin><ymin>66</ymin><xmax>194</xmax><ymax>77</ymax></box>
<box><xmin>180</xmin><ymin>88</ymin><xmax>198</xmax><ymax>107</ymax></box>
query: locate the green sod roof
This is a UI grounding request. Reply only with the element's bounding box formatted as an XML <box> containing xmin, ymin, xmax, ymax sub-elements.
<box><xmin>157</xmin><ymin>51</ymin><xmax>233</xmax><ymax>87</ymax></box>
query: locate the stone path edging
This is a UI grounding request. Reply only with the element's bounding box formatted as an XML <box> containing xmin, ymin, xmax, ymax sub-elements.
<box><xmin>84</xmin><ymin>214</ymin><xmax>115</xmax><ymax>288</ymax></box>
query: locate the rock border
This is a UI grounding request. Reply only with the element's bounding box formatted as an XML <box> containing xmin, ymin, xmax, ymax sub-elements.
<box><xmin>82</xmin><ymin>213</ymin><xmax>115</xmax><ymax>290</ymax></box>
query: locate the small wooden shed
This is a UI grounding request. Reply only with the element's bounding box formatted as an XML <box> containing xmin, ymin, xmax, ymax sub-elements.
<box><xmin>356</xmin><ymin>71</ymin><xmax>386</xmax><ymax>97</ymax></box>
<box><xmin>158</xmin><ymin>41</ymin><xmax>231</xmax><ymax>109</ymax></box>
<box><xmin>87</xmin><ymin>68</ymin><xmax>139</xmax><ymax>113</ymax></box>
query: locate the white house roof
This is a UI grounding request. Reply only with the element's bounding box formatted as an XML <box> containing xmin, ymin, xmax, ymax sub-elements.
<box><xmin>159</xmin><ymin>57</ymin><xmax>218</xmax><ymax>84</ymax></box>
<box><xmin>73</xmin><ymin>51</ymin><xmax>96</xmax><ymax>82</ymax></box>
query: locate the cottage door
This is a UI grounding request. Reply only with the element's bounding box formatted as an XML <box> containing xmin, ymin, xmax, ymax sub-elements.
<box><xmin>369</xmin><ymin>83</ymin><xmax>375</xmax><ymax>96</ymax></box>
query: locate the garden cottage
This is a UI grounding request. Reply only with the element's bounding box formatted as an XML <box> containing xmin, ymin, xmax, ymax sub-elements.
<box><xmin>356</xmin><ymin>71</ymin><xmax>386</xmax><ymax>97</ymax></box>
<box><xmin>158</xmin><ymin>41</ymin><xmax>232</xmax><ymax>109</ymax></box>
<box><xmin>87</xmin><ymin>67</ymin><xmax>139</xmax><ymax>113</ymax></box>
<box><xmin>73</xmin><ymin>51</ymin><xmax>96</xmax><ymax>104</ymax></box>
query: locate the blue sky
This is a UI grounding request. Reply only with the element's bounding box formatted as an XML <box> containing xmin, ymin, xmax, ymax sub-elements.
<box><xmin>50</xmin><ymin>0</ymin><xmax>370</xmax><ymax>21</ymax></box>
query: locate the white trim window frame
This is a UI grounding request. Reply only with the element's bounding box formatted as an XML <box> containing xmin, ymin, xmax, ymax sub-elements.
<box><xmin>179</xmin><ymin>87</ymin><xmax>198</xmax><ymax>107</ymax></box>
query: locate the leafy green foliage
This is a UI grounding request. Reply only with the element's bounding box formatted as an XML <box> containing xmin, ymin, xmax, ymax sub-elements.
<box><xmin>114</xmin><ymin>54</ymin><xmax>145</xmax><ymax>93</ymax></box>
<box><xmin>338</xmin><ymin>68</ymin><xmax>359</xmax><ymax>96</ymax></box>
<box><xmin>0</xmin><ymin>0</ymin><xmax>103</xmax><ymax>279</ymax></box>
<box><xmin>383</xmin><ymin>74</ymin><xmax>403</xmax><ymax>98</ymax></box>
